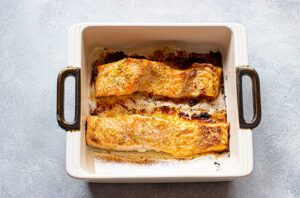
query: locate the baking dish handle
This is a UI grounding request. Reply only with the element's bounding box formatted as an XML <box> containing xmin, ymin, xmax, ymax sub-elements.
<box><xmin>57</xmin><ymin>67</ymin><xmax>81</xmax><ymax>131</ymax></box>
<box><xmin>236</xmin><ymin>66</ymin><xmax>261</xmax><ymax>129</ymax></box>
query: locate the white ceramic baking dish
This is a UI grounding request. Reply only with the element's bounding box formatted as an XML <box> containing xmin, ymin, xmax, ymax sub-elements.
<box><xmin>56</xmin><ymin>23</ymin><xmax>261</xmax><ymax>182</ymax></box>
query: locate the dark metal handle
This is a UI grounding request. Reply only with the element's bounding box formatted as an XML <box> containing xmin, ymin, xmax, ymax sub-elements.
<box><xmin>57</xmin><ymin>67</ymin><xmax>81</xmax><ymax>131</ymax></box>
<box><xmin>236</xmin><ymin>66</ymin><xmax>261</xmax><ymax>129</ymax></box>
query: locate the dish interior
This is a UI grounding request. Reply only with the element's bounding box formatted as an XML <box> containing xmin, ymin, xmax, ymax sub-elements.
<box><xmin>78</xmin><ymin>26</ymin><xmax>242</xmax><ymax>176</ymax></box>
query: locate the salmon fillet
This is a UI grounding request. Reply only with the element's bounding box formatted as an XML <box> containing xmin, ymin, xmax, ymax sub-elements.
<box><xmin>95</xmin><ymin>58</ymin><xmax>222</xmax><ymax>99</ymax></box>
<box><xmin>86</xmin><ymin>112</ymin><xmax>229</xmax><ymax>157</ymax></box>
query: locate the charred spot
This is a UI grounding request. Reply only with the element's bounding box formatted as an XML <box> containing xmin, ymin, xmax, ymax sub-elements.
<box><xmin>129</xmin><ymin>54</ymin><xmax>146</xmax><ymax>59</ymax></box>
<box><xmin>191</xmin><ymin>112</ymin><xmax>211</xmax><ymax>120</ymax></box>
<box><xmin>104</xmin><ymin>51</ymin><xmax>128</xmax><ymax>63</ymax></box>
<box><xmin>169</xmin><ymin>51</ymin><xmax>190</xmax><ymax>69</ymax></box>
<box><xmin>178</xmin><ymin>112</ymin><xmax>190</xmax><ymax>119</ymax></box>
<box><xmin>221</xmin><ymin>87</ymin><xmax>225</xmax><ymax>94</ymax></box>
<box><xmin>90</xmin><ymin>135</ymin><xmax>99</xmax><ymax>143</ymax></box>
<box><xmin>91</xmin><ymin>67</ymin><xmax>97</xmax><ymax>85</ymax></box>
<box><xmin>138</xmin><ymin>109</ymin><xmax>146</xmax><ymax>114</ymax></box>
<box><xmin>188</xmin><ymin>70</ymin><xmax>197</xmax><ymax>79</ymax></box>
<box><xmin>148</xmin><ymin>93</ymin><xmax>154</xmax><ymax>97</ymax></box>
<box><xmin>156</xmin><ymin>50</ymin><xmax>221</xmax><ymax>69</ymax></box>
<box><xmin>210</xmin><ymin>51</ymin><xmax>222</xmax><ymax>67</ymax></box>
<box><xmin>91</xmin><ymin>59</ymin><xmax>103</xmax><ymax>85</ymax></box>
<box><xmin>107</xmin><ymin>103</ymin><xmax>113</xmax><ymax>109</ymax></box>
<box><xmin>187</xmin><ymin>99</ymin><xmax>198</xmax><ymax>106</ymax></box>
<box><xmin>211</xmin><ymin>135</ymin><xmax>220</xmax><ymax>144</ymax></box>
<box><xmin>128</xmin><ymin>109</ymin><xmax>137</xmax><ymax>114</ymax></box>
<box><xmin>148</xmin><ymin>50</ymin><xmax>165</xmax><ymax>62</ymax></box>
<box><xmin>159</xmin><ymin>106</ymin><xmax>176</xmax><ymax>114</ymax></box>
<box><xmin>90</xmin><ymin>106</ymin><xmax>105</xmax><ymax>115</ymax></box>
<box><xmin>92</xmin><ymin>59</ymin><xmax>102</xmax><ymax>67</ymax></box>
<box><xmin>115</xmin><ymin>99</ymin><xmax>128</xmax><ymax>110</ymax></box>
<box><xmin>149</xmin><ymin>50</ymin><xmax>223</xmax><ymax>69</ymax></box>
<box><xmin>154</xmin><ymin>50</ymin><xmax>164</xmax><ymax>57</ymax></box>
<box><xmin>90</xmin><ymin>51</ymin><xmax>128</xmax><ymax>85</ymax></box>
<box><xmin>116</xmin><ymin>99</ymin><xmax>125</xmax><ymax>105</ymax></box>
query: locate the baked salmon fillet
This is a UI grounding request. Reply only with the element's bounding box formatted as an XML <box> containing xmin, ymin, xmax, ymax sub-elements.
<box><xmin>95</xmin><ymin>58</ymin><xmax>222</xmax><ymax>99</ymax></box>
<box><xmin>86</xmin><ymin>112</ymin><xmax>229</xmax><ymax>157</ymax></box>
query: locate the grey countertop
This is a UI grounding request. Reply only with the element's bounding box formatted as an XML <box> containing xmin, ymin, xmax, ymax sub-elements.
<box><xmin>0</xmin><ymin>0</ymin><xmax>299</xmax><ymax>197</ymax></box>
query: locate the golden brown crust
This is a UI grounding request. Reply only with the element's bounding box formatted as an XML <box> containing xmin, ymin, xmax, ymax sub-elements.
<box><xmin>90</xmin><ymin>49</ymin><xmax>222</xmax><ymax>85</ymax></box>
<box><xmin>86</xmin><ymin>112</ymin><xmax>229</xmax><ymax>158</ymax></box>
<box><xmin>95</xmin><ymin>58</ymin><xmax>222</xmax><ymax>99</ymax></box>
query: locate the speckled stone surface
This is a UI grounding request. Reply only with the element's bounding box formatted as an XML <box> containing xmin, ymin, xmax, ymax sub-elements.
<box><xmin>0</xmin><ymin>0</ymin><xmax>299</xmax><ymax>197</ymax></box>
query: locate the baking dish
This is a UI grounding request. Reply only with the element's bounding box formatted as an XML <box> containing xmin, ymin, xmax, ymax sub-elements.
<box><xmin>56</xmin><ymin>23</ymin><xmax>261</xmax><ymax>182</ymax></box>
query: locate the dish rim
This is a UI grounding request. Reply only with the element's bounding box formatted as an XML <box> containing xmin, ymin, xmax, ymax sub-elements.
<box><xmin>57</xmin><ymin>23</ymin><xmax>261</xmax><ymax>182</ymax></box>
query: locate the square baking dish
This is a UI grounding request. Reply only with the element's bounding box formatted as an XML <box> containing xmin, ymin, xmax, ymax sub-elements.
<box><xmin>56</xmin><ymin>23</ymin><xmax>261</xmax><ymax>182</ymax></box>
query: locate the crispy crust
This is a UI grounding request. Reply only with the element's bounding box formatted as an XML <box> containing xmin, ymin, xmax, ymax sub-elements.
<box><xmin>86</xmin><ymin>112</ymin><xmax>229</xmax><ymax>158</ymax></box>
<box><xmin>95</xmin><ymin>58</ymin><xmax>222</xmax><ymax>99</ymax></box>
